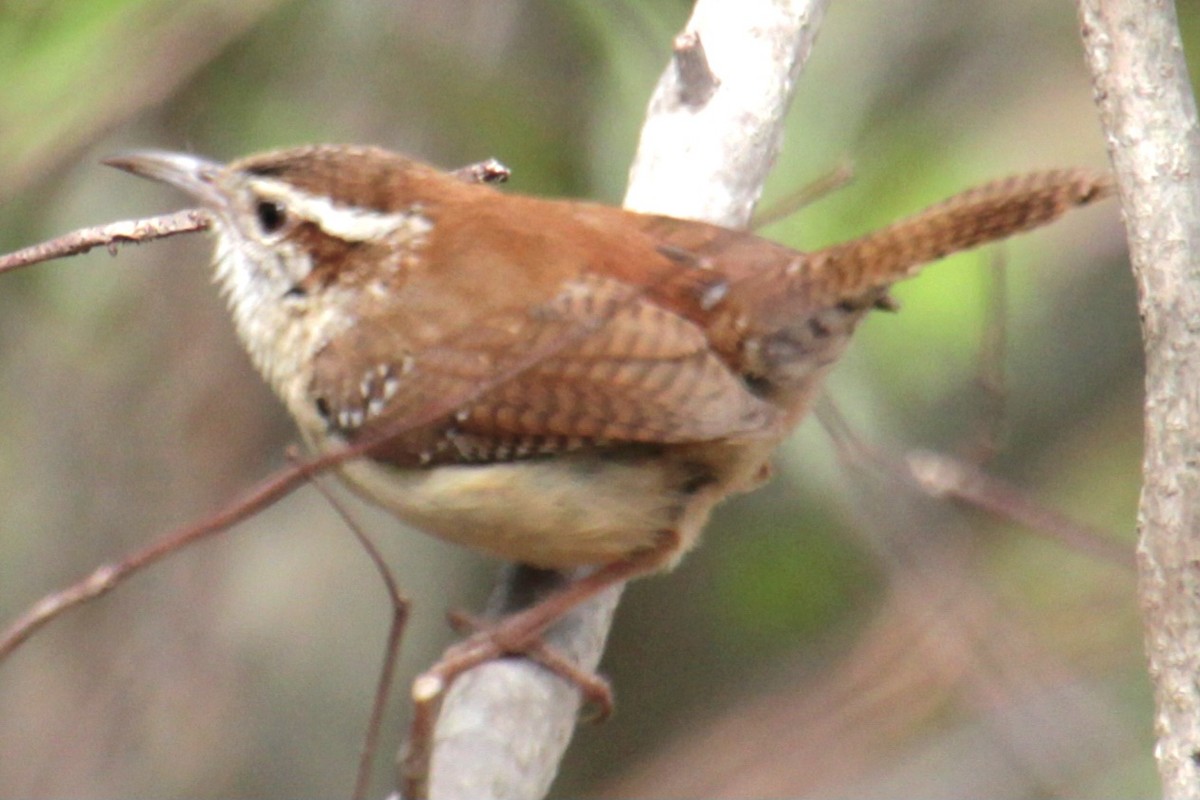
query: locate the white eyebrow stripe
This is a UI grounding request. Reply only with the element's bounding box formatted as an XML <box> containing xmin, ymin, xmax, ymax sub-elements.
<box><xmin>248</xmin><ymin>177</ymin><xmax>432</xmax><ymax>242</ymax></box>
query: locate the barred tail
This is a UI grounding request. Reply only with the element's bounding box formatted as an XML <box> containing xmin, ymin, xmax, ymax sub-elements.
<box><xmin>804</xmin><ymin>169</ymin><xmax>1114</xmax><ymax>303</ymax></box>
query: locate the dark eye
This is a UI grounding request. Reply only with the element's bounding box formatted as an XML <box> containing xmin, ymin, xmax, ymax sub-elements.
<box><xmin>255</xmin><ymin>200</ymin><xmax>287</xmax><ymax>234</ymax></box>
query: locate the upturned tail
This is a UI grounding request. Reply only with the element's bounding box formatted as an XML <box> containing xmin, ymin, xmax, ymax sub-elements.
<box><xmin>803</xmin><ymin>169</ymin><xmax>1115</xmax><ymax>304</ymax></box>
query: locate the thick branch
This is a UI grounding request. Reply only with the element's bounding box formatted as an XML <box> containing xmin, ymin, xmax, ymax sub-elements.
<box><xmin>624</xmin><ymin>1</ymin><xmax>828</xmax><ymax>228</ymax></box>
<box><xmin>419</xmin><ymin>2</ymin><xmax>829</xmax><ymax>799</ymax></box>
<box><xmin>1076</xmin><ymin>1</ymin><xmax>1200</xmax><ymax>797</ymax></box>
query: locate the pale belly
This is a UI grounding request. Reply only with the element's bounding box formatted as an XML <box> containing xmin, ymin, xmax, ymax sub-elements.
<box><xmin>336</xmin><ymin>452</ymin><xmax>695</xmax><ymax>569</ymax></box>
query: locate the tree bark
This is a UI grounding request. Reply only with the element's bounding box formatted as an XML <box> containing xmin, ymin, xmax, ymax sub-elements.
<box><xmin>1076</xmin><ymin>1</ymin><xmax>1200</xmax><ymax>797</ymax></box>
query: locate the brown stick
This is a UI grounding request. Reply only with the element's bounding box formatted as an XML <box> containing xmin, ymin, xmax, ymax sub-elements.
<box><xmin>0</xmin><ymin>455</ymin><xmax>302</xmax><ymax>661</ymax></box>
<box><xmin>0</xmin><ymin>210</ymin><xmax>210</xmax><ymax>275</ymax></box>
<box><xmin>905</xmin><ymin>449</ymin><xmax>1134</xmax><ymax>571</ymax></box>
<box><xmin>817</xmin><ymin>401</ymin><xmax>1133</xmax><ymax>572</ymax></box>
<box><xmin>285</xmin><ymin>447</ymin><xmax>410</xmax><ymax>800</ymax></box>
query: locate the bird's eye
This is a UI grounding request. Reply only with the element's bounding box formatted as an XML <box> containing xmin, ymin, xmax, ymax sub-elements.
<box><xmin>255</xmin><ymin>200</ymin><xmax>287</xmax><ymax>234</ymax></box>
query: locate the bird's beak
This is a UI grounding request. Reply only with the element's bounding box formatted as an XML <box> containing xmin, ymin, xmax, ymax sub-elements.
<box><xmin>103</xmin><ymin>151</ymin><xmax>226</xmax><ymax>209</ymax></box>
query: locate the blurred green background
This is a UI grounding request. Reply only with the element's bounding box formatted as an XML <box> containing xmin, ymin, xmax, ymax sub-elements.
<box><xmin>0</xmin><ymin>0</ymin><xmax>1178</xmax><ymax>796</ymax></box>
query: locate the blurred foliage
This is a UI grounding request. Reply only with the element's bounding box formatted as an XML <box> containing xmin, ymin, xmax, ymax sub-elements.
<box><xmin>0</xmin><ymin>0</ymin><xmax>1182</xmax><ymax>797</ymax></box>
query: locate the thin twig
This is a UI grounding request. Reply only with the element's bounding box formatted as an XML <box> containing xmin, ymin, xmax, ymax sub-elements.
<box><xmin>751</xmin><ymin>159</ymin><xmax>855</xmax><ymax>230</ymax></box>
<box><xmin>0</xmin><ymin>210</ymin><xmax>210</xmax><ymax>275</ymax></box>
<box><xmin>906</xmin><ymin>449</ymin><xmax>1134</xmax><ymax>570</ymax></box>
<box><xmin>0</xmin><ymin>455</ymin><xmax>302</xmax><ymax>661</ymax></box>
<box><xmin>816</xmin><ymin>400</ymin><xmax>1133</xmax><ymax>571</ymax></box>
<box><xmin>284</xmin><ymin>446</ymin><xmax>410</xmax><ymax>800</ymax></box>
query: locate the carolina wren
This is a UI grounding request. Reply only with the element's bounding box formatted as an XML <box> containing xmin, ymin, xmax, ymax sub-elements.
<box><xmin>105</xmin><ymin>145</ymin><xmax>1111</xmax><ymax>647</ymax></box>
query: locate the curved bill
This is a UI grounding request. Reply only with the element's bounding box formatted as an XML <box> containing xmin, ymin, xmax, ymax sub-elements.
<box><xmin>103</xmin><ymin>151</ymin><xmax>227</xmax><ymax>210</ymax></box>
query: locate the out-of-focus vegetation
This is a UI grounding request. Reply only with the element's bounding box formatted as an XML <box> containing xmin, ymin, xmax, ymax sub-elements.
<box><xmin>0</xmin><ymin>1</ymin><xmax>1178</xmax><ymax>796</ymax></box>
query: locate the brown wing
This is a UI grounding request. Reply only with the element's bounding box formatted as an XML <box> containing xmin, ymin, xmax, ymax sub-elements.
<box><xmin>310</xmin><ymin>273</ymin><xmax>778</xmax><ymax>467</ymax></box>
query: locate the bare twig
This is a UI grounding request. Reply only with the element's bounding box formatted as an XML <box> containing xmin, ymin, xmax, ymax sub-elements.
<box><xmin>414</xmin><ymin>2</ymin><xmax>831</xmax><ymax>799</ymax></box>
<box><xmin>0</xmin><ymin>453</ymin><xmax>302</xmax><ymax>661</ymax></box>
<box><xmin>1076</xmin><ymin>1</ymin><xmax>1200</xmax><ymax>796</ymax></box>
<box><xmin>0</xmin><ymin>210</ymin><xmax>210</xmax><ymax>276</ymax></box>
<box><xmin>906</xmin><ymin>449</ymin><xmax>1134</xmax><ymax>570</ymax></box>
<box><xmin>750</xmin><ymin>159</ymin><xmax>855</xmax><ymax>231</ymax></box>
<box><xmin>284</xmin><ymin>446</ymin><xmax>410</xmax><ymax>800</ymax></box>
<box><xmin>817</xmin><ymin>401</ymin><xmax>1133</xmax><ymax>571</ymax></box>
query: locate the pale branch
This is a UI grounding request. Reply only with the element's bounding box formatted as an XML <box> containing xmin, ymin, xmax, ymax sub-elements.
<box><xmin>623</xmin><ymin>0</ymin><xmax>829</xmax><ymax>229</ymax></box>
<box><xmin>413</xmin><ymin>2</ymin><xmax>831</xmax><ymax>799</ymax></box>
<box><xmin>0</xmin><ymin>210</ymin><xmax>210</xmax><ymax>275</ymax></box>
<box><xmin>1076</xmin><ymin>1</ymin><xmax>1200</xmax><ymax>797</ymax></box>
